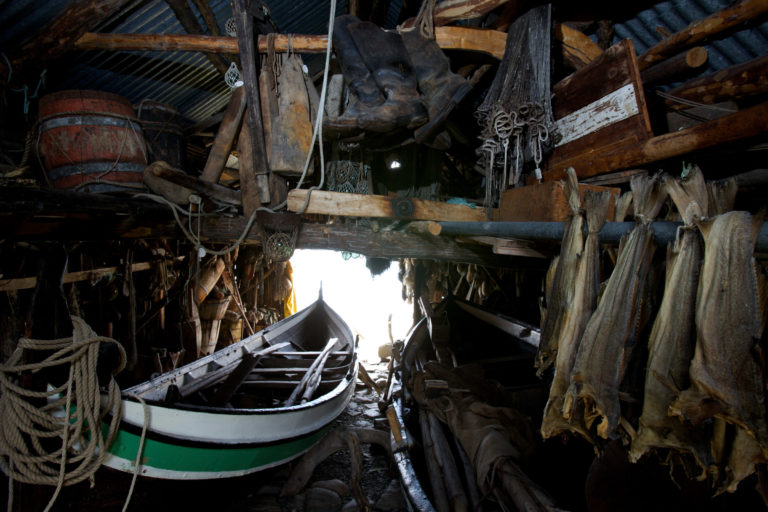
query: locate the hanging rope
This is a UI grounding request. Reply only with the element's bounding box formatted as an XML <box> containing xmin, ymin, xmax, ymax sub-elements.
<box><xmin>414</xmin><ymin>0</ymin><xmax>437</xmax><ymax>39</ymax></box>
<box><xmin>0</xmin><ymin>316</ymin><xmax>126</xmax><ymax>512</ymax></box>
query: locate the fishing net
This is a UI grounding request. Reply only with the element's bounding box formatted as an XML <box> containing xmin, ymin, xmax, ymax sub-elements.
<box><xmin>326</xmin><ymin>159</ymin><xmax>370</xmax><ymax>194</ymax></box>
<box><xmin>476</xmin><ymin>4</ymin><xmax>554</xmax><ymax>208</ymax></box>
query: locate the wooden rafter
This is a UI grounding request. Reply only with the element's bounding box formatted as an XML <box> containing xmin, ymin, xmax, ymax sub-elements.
<box><xmin>637</xmin><ymin>0</ymin><xmax>768</xmax><ymax>70</ymax></box>
<box><xmin>1</xmin><ymin>0</ymin><xmax>135</xmax><ymax>81</ymax></box>
<box><xmin>74</xmin><ymin>26</ymin><xmax>508</xmax><ymax>59</ymax></box>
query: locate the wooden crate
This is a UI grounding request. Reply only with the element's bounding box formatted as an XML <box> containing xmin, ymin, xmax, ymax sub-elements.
<box><xmin>498</xmin><ymin>181</ymin><xmax>620</xmax><ymax>222</ymax></box>
<box><xmin>540</xmin><ymin>39</ymin><xmax>652</xmax><ymax>182</ymax></box>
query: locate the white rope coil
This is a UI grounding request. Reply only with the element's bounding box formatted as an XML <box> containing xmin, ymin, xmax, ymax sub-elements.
<box><xmin>0</xmin><ymin>316</ymin><xmax>126</xmax><ymax>511</ymax></box>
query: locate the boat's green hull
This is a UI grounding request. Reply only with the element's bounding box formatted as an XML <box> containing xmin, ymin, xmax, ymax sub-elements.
<box><xmin>104</xmin><ymin>424</ymin><xmax>330</xmax><ymax>479</ymax></box>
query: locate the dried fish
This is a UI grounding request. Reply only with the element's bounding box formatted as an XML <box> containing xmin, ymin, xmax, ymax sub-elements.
<box><xmin>541</xmin><ymin>186</ymin><xmax>611</xmax><ymax>439</ymax></box>
<box><xmin>565</xmin><ymin>175</ymin><xmax>666</xmax><ymax>439</ymax></box>
<box><xmin>714</xmin><ymin>261</ymin><xmax>768</xmax><ymax>493</ymax></box>
<box><xmin>536</xmin><ymin>168</ymin><xmax>584</xmax><ymax>376</ymax></box>
<box><xmin>669</xmin><ymin>211</ymin><xmax>767</xmax><ymax>453</ymax></box>
<box><xmin>614</xmin><ymin>191</ymin><xmax>634</xmax><ymax>223</ymax></box>
<box><xmin>630</xmin><ymin>166</ymin><xmax>709</xmax><ymax>469</ymax></box>
<box><xmin>719</xmin><ymin>426</ymin><xmax>767</xmax><ymax>495</ymax></box>
<box><xmin>706</xmin><ymin>178</ymin><xmax>737</xmax><ymax>216</ymax></box>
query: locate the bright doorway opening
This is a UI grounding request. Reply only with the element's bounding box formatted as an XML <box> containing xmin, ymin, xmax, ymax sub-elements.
<box><xmin>290</xmin><ymin>249</ymin><xmax>414</xmax><ymax>363</ymax></box>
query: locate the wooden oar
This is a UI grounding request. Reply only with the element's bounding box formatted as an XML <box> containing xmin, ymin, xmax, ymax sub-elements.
<box><xmin>284</xmin><ymin>338</ymin><xmax>338</xmax><ymax>406</ymax></box>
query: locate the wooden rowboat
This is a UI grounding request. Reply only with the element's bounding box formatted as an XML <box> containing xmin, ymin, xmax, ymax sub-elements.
<box><xmin>103</xmin><ymin>295</ymin><xmax>357</xmax><ymax>479</ymax></box>
<box><xmin>390</xmin><ymin>297</ymin><xmax>544</xmax><ymax>511</ymax></box>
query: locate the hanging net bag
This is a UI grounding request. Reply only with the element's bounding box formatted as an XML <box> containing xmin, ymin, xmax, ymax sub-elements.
<box><xmin>475</xmin><ymin>4</ymin><xmax>554</xmax><ymax>208</ymax></box>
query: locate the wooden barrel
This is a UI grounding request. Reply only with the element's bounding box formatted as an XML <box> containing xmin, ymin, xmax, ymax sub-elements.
<box><xmin>38</xmin><ymin>90</ymin><xmax>147</xmax><ymax>193</ymax></box>
<box><xmin>134</xmin><ymin>100</ymin><xmax>185</xmax><ymax>168</ymax></box>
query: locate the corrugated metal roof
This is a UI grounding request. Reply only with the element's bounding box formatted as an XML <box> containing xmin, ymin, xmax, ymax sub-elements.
<box><xmin>614</xmin><ymin>0</ymin><xmax>768</xmax><ymax>76</ymax></box>
<box><xmin>56</xmin><ymin>0</ymin><xmax>233</xmax><ymax>126</ymax></box>
<box><xmin>4</xmin><ymin>0</ymin><xmax>767</xmax><ymax>127</ymax></box>
<box><xmin>42</xmin><ymin>0</ymin><xmax>348</xmax><ymax>127</ymax></box>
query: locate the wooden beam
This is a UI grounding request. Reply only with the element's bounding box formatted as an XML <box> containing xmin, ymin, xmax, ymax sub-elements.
<box><xmin>233</xmin><ymin>0</ymin><xmax>273</xmax><ymax>206</ymax></box>
<box><xmin>200</xmin><ymin>84</ymin><xmax>247</xmax><ymax>183</ymax></box>
<box><xmin>191</xmin><ymin>0</ymin><xmax>222</xmax><ymax>36</ymax></box>
<box><xmin>400</xmin><ymin>0</ymin><xmax>512</xmax><ymax>28</ymax></box>
<box><xmin>74</xmin><ymin>27</ymin><xmax>508</xmax><ymax>59</ymax></box>
<box><xmin>434</xmin><ymin>26</ymin><xmax>506</xmax><ymax>60</ymax></box>
<box><xmin>499</xmin><ymin>181</ymin><xmax>619</xmax><ymax>222</ymax></box>
<box><xmin>75</xmin><ymin>32</ymin><xmax>241</xmax><ymax>52</ymax></box>
<box><xmin>165</xmin><ymin>0</ymin><xmax>230</xmax><ymax>77</ymax></box>
<box><xmin>237</xmin><ymin>116</ymin><xmax>269</xmax><ymax>216</ymax></box>
<box><xmin>637</xmin><ymin>0</ymin><xmax>768</xmax><ymax>70</ymax></box>
<box><xmin>555</xmin><ymin>23</ymin><xmax>603</xmax><ymax>69</ymax></box>
<box><xmin>664</xmin><ymin>52</ymin><xmax>768</xmax><ymax>108</ymax></box>
<box><xmin>542</xmin><ymin>101</ymin><xmax>768</xmax><ymax>181</ymax></box>
<box><xmin>0</xmin><ymin>189</ymin><xmax>513</xmax><ymax>266</ymax></box>
<box><xmin>149</xmin><ymin>161</ymin><xmax>242</xmax><ymax>205</ymax></box>
<box><xmin>287</xmin><ymin>189</ymin><xmax>488</xmax><ymax>222</ymax></box>
<box><xmin>640</xmin><ymin>46</ymin><xmax>708</xmax><ymax>85</ymax></box>
<box><xmin>0</xmin><ymin>259</ymin><xmax>176</xmax><ymax>292</ymax></box>
<box><xmin>6</xmin><ymin>0</ymin><xmax>135</xmax><ymax>74</ymax></box>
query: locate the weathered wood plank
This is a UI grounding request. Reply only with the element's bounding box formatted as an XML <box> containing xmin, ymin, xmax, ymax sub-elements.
<box><xmin>542</xmin><ymin>101</ymin><xmax>768</xmax><ymax>181</ymax></box>
<box><xmin>287</xmin><ymin>189</ymin><xmax>488</xmax><ymax>222</ymax></box>
<box><xmin>637</xmin><ymin>0</ymin><xmax>768</xmax><ymax>70</ymax></box>
<box><xmin>555</xmin><ymin>23</ymin><xmax>603</xmax><ymax>69</ymax></box>
<box><xmin>233</xmin><ymin>0</ymin><xmax>272</xmax><ymax>206</ymax></box>
<box><xmin>554</xmin><ymin>83</ymin><xmax>639</xmax><ymax>147</ymax></box>
<box><xmin>200</xmin><ymin>85</ymin><xmax>247</xmax><ymax>184</ymax></box>
<box><xmin>0</xmin><ymin>260</ymin><xmax>171</xmax><ymax>292</ymax></box>
<box><xmin>552</xmin><ymin>39</ymin><xmax>649</xmax><ymax>123</ymax></box>
<box><xmin>150</xmin><ymin>161</ymin><xmax>242</xmax><ymax>205</ymax></box>
<box><xmin>0</xmin><ymin>189</ymin><xmax>510</xmax><ymax>265</ymax></box>
<box><xmin>499</xmin><ymin>181</ymin><xmax>619</xmax><ymax>221</ymax></box>
<box><xmin>400</xmin><ymin>0</ymin><xmax>512</xmax><ymax>28</ymax></box>
<box><xmin>545</xmin><ymin>39</ymin><xmax>652</xmax><ymax>179</ymax></box>
<box><xmin>433</xmin><ymin>26</ymin><xmax>506</xmax><ymax>60</ymax></box>
<box><xmin>74</xmin><ymin>27</ymin><xmax>507</xmax><ymax>59</ymax></box>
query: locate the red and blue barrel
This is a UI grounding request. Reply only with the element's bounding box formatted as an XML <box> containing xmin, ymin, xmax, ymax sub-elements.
<box><xmin>38</xmin><ymin>90</ymin><xmax>147</xmax><ymax>193</ymax></box>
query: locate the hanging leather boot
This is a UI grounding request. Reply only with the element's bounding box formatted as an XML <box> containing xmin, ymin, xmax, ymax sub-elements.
<box><xmin>347</xmin><ymin>21</ymin><xmax>428</xmax><ymax>133</ymax></box>
<box><xmin>323</xmin><ymin>15</ymin><xmax>385</xmax><ymax>137</ymax></box>
<box><xmin>401</xmin><ymin>29</ymin><xmax>472</xmax><ymax>148</ymax></box>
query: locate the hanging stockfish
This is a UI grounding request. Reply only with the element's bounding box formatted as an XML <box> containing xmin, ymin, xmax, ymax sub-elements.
<box><xmin>476</xmin><ymin>4</ymin><xmax>553</xmax><ymax>209</ymax></box>
<box><xmin>669</xmin><ymin>209</ymin><xmax>768</xmax><ymax>476</ymax></box>
<box><xmin>717</xmin><ymin>261</ymin><xmax>768</xmax><ymax>494</ymax></box>
<box><xmin>710</xmin><ymin>186</ymin><xmax>768</xmax><ymax>495</ymax></box>
<box><xmin>707</xmin><ymin>178</ymin><xmax>738</xmax><ymax>216</ymax></box>
<box><xmin>564</xmin><ymin>175</ymin><xmax>666</xmax><ymax>440</ymax></box>
<box><xmin>541</xmin><ymin>178</ymin><xmax>612</xmax><ymax>440</ymax></box>
<box><xmin>536</xmin><ymin>168</ymin><xmax>585</xmax><ymax>375</ymax></box>
<box><xmin>629</xmin><ymin>166</ymin><xmax>710</xmax><ymax>470</ymax></box>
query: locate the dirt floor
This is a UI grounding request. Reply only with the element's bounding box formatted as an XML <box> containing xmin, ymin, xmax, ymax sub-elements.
<box><xmin>2</xmin><ymin>358</ymin><xmax>403</xmax><ymax>512</ymax></box>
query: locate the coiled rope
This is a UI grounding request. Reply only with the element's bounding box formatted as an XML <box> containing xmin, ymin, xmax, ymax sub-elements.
<box><xmin>0</xmin><ymin>316</ymin><xmax>126</xmax><ymax>512</ymax></box>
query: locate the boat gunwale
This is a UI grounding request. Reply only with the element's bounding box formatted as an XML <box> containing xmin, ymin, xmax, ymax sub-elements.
<box><xmin>122</xmin><ymin>297</ymin><xmax>356</xmax><ymax>412</ymax></box>
<box><xmin>393</xmin><ymin>296</ymin><xmax>541</xmax><ymax>512</ymax></box>
<box><xmin>122</xmin><ymin>359</ymin><xmax>358</xmax><ymax>416</ymax></box>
